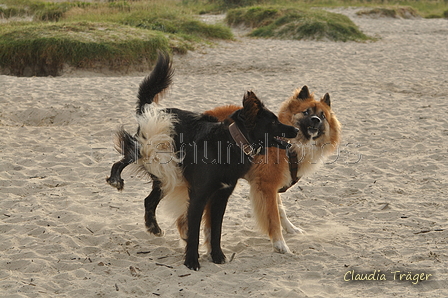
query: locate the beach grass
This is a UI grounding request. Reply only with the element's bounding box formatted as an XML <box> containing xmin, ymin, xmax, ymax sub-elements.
<box><xmin>1</xmin><ymin>0</ymin><xmax>446</xmax><ymax>76</ymax></box>
<box><xmin>210</xmin><ymin>0</ymin><xmax>448</xmax><ymax>19</ymax></box>
<box><xmin>356</xmin><ymin>6</ymin><xmax>421</xmax><ymax>18</ymax></box>
<box><xmin>226</xmin><ymin>6</ymin><xmax>372</xmax><ymax>42</ymax></box>
<box><xmin>0</xmin><ymin>0</ymin><xmax>232</xmax><ymax>76</ymax></box>
<box><xmin>0</xmin><ymin>21</ymin><xmax>178</xmax><ymax>76</ymax></box>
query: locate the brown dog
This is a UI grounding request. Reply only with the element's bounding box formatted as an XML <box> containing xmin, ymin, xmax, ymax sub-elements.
<box><xmin>199</xmin><ymin>86</ymin><xmax>341</xmax><ymax>253</ymax></box>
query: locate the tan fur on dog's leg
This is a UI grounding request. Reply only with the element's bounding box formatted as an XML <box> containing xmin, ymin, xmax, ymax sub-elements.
<box><xmin>203</xmin><ymin>202</ymin><xmax>212</xmax><ymax>255</ymax></box>
<box><xmin>250</xmin><ymin>184</ymin><xmax>290</xmax><ymax>253</ymax></box>
<box><xmin>278</xmin><ymin>194</ymin><xmax>305</xmax><ymax>234</ymax></box>
<box><xmin>247</xmin><ymin>154</ymin><xmax>291</xmax><ymax>254</ymax></box>
<box><xmin>176</xmin><ymin>213</ymin><xmax>188</xmax><ymax>244</ymax></box>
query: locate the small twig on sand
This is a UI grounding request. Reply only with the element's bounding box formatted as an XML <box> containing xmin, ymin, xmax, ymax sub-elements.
<box><xmin>136</xmin><ymin>251</ymin><xmax>151</xmax><ymax>254</ymax></box>
<box><xmin>414</xmin><ymin>230</ymin><xmax>431</xmax><ymax>234</ymax></box>
<box><xmin>155</xmin><ymin>263</ymin><xmax>173</xmax><ymax>269</ymax></box>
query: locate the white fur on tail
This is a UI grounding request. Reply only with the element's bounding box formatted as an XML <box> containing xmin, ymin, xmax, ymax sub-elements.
<box><xmin>135</xmin><ymin>105</ymin><xmax>184</xmax><ymax>196</ymax></box>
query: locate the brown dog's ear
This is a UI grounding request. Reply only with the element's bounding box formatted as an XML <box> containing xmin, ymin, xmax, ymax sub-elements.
<box><xmin>242</xmin><ymin>91</ymin><xmax>264</xmax><ymax>131</ymax></box>
<box><xmin>296</xmin><ymin>85</ymin><xmax>310</xmax><ymax>101</ymax></box>
<box><xmin>321</xmin><ymin>93</ymin><xmax>331</xmax><ymax>107</ymax></box>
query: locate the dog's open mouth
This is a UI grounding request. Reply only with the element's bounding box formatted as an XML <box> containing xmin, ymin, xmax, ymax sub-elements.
<box><xmin>274</xmin><ymin>136</ymin><xmax>291</xmax><ymax>148</ymax></box>
<box><xmin>307</xmin><ymin>127</ymin><xmax>319</xmax><ymax>135</ymax></box>
<box><xmin>307</xmin><ymin>127</ymin><xmax>324</xmax><ymax>140</ymax></box>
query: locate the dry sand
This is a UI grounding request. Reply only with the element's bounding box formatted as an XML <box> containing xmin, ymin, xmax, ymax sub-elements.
<box><xmin>1</xmin><ymin>9</ymin><xmax>447</xmax><ymax>297</ymax></box>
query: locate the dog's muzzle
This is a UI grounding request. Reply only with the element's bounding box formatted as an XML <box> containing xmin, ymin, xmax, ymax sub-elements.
<box><xmin>307</xmin><ymin>116</ymin><xmax>322</xmax><ymax>135</ymax></box>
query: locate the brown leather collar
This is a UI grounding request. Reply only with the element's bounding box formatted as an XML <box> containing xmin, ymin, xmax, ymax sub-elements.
<box><xmin>229</xmin><ymin>122</ymin><xmax>260</xmax><ymax>157</ymax></box>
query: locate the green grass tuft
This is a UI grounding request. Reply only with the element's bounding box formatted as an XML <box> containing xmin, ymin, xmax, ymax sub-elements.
<box><xmin>226</xmin><ymin>6</ymin><xmax>372</xmax><ymax>42</ymax></box>
<box><xmin>121</xmin><ymin>11</ymin><xmax>233</xmax><ymax>40</ymax></box>
<box><xmin>0</xmin><ymin>0</ymin><xmax>234</xmax><ymax>76</ymax></box>
<box><xmin>0</xmin><ymin>0</ymin><xmax>92</xmax><ymax>21</ymax></box>
<box><xmin>206</xmin><ymin>0</ymin><xmax>448</xmax><ymax>19</ymax></box>
<box><xmin>356</xmin><ymin>6</ymin><xmax>421</xmax><ymax>19</ymax></box>
<box><xmin>0</xmin><ymin>22</ymin><xmax>174</xmax><ymax>76</ymax></box>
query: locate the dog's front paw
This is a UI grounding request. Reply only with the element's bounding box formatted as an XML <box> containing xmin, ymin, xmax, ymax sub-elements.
<box><xmin>210</xmin><ymin>250</ymin><xmax>226</xmax><ymax>264</ymax></box>
<box><xmin>106</xmin><ymin>176</ymin><xmax>124</xmax><ymax>191</ymax></box>
<box><xmin>273</xmin><ymin>240</ymin><xmax>291</xmax><ymax>254</ymax></box>
<box><xmin>184</xmin><ymin>257</ymin><xmax>200</xmax><ymax>271</ymax></box>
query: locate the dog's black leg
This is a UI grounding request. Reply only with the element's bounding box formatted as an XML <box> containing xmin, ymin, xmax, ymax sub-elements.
<box><xmin>208</xmin><ymin>184</ymin><xmax>235</xmax><ymax>264</ymax></box>
<box><xmin>144</xmin><ymin>177</ymin><xmax>164</xmax><ymax>236</ymax></box>
<box><xmin>184</xmin><ymin>190</ymin><xmax>208</xmax><ymax>271</ymax></box>
<box><xmin>106</xmin><ymin>128</ymin><xmax>140</xmax><ymax>191</ymax></box>
<box><xmin>106</xmin><ymin>159</ymin><xmax>129</xmax><ymax>190</ymax></box>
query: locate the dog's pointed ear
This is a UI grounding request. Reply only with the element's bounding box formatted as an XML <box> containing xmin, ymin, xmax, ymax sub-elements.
<box><xmin>243</xmin><ymin>91</ymin><xmax>264</xmax><ymax>114</ymax></box>
<box><xmin>242</xmin><ymin>91</ymin><xmax>264</xmax><ymax>130</ymax></box>
<box><xmin>321</xmin><ymin>93</ymin><xmax>331</xmax><ymax>107</ymax></box>
<box><xmin>296</xmin><ymin>85</ymin><xmax>310</xmax><ymax>101</ymax></box>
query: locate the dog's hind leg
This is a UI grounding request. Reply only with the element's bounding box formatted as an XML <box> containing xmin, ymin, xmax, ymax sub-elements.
<box><xmin>278</xmin><ymin>194</ymin><xmax>305</xmax><ymax>234</ymax></box>
<box><xmin>106</xmin><ymin>128</ymin><xmax>140</xmax><ymax>190</ymax></box>
<box><xmin>144</xmin><ymin>177</ymin><xmax>164</xmax><ymax>236</ymax></box>
<box><xmin>106</xmin><ymin>160</ymin><xmax>129</xmax><ymax>191</ymax></box>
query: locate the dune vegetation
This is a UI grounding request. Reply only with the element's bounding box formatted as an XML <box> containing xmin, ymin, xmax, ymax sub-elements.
<box><xmin>0</xmin><ymin>0</ymin><xmax>232</xmax><ymax>76</ymax></box>
<box><xmin>226</xmin><ymin>6</ymin><xmax>372</xmax><ymax>42</ymax></box>
<box><xmin>0</xmin><ymin>0</ymin><xmax>446</xmax><ymax>76</ymax></box>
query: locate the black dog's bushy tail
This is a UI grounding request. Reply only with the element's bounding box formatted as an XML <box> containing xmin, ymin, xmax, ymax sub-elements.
<box><xmin>136</xmin><ymin>52</ymin><xmax>174</xmax><ymax>115</ymax></box>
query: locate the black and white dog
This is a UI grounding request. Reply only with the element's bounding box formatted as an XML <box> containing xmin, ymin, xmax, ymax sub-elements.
<box><xmin>107</xmin><ymin>53</ymin><xmax>298</xmax><ymax>270</ymax></box>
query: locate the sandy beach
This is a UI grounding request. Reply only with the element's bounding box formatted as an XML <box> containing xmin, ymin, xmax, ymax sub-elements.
<box><xmin>1</xmin><ymin>9</ymin><xmax>447</xmax><ymax>297</ymax></box>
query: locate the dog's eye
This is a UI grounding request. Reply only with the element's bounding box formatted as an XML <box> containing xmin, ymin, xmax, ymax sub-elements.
<box><xmin>303</xmin><ymin>110</ymin><xmax>309</xmax><ymax>116</ymax></box>
<box><xmin>321</xmin><ymin>112</ymin><xmax>326</xmax><ymax>119</ymax></box>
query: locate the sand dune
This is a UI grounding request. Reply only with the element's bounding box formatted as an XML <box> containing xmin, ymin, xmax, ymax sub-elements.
<box><xmin>1</xmin><ymin>9</ymin><xmax>447</xmax><ymax>297</ymax></box>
